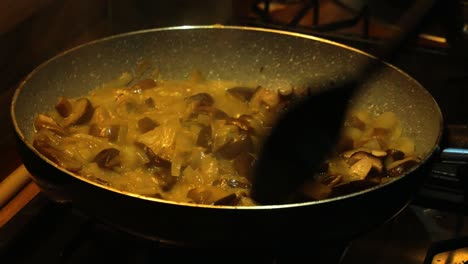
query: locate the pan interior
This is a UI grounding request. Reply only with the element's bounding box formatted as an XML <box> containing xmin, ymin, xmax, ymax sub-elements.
<box><xmin>12</xmin><ymin>26</ymin><xmax>442</xmax><ymax>204</ymax></box>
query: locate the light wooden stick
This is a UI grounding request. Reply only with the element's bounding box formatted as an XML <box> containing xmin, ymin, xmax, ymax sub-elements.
<box><xmin>0</xmin><ymin>165</ymin><xmax>32</xmax><ymax>208</ymax></box>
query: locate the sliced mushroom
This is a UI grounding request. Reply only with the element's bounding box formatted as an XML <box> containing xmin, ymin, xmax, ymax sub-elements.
<box><xmin>89</xmin><ymin>123</ymin><xmax>120</xmax><ymax>142</ymax></box>
<box><xmin>196</xmin><ymin>125</ymin><xmax>212</xmax><ymax>150</ymax></box>
<box><xmin>226</xmin><ymin>86</ymin><xmax>256</xmax><ymax>102</ymax></box>
<box><xmin>144</xmin><ymin>97</ymin><xmax>155</xmax><ymax>108</ymax></box>
<box><xmin>185</xmin><ymin>93</ymin><xmax>214</xmax><ymax>108</ymax></box>
<box><xmin>384</xmin><ymin>149</ymin><xmax>406</xmax><ymax>168</ymax></box>
<box><xmin>138</xmin><ymin>117</ymin><xmax>159</xmax><ymax>133</ymax></box>
<box><xmin>371</xmin><ymin>149</ymin><xmax>388</xmax><ymax>158</ymax></box>
<box><xmin>250</xmin><ymin>87</ymin><xmax>281</xmax><ymax>110</ymax></box>
<box><xmin>215</xmin><ymin>132</ymin><xmax>254</xmax><ymax>160</ymax></box>
<box><xmin>386</xmin><ymin>157</ymin><xmax>420</xmax><ymax>177</ymax></box>
<box><xmin>278</xmin><ymin>85</ymin><xmax>293</xmax><ymax>97</ymax></box>
<box><xmin>130</xmin><ymin>79</ymin><xmax>157</xmax><ymax>93</ymax></box>
<box><xmin>34</xmin><ymin>114</ymin><xmax>67</xmax><ymax>135</ymax></box>
<box><xmin>55</xmin><ymin>97</ymin><xmax>72</xmax><ymax>117</ymax></box>
<box><xmin>233</xmin><ymin>152</ymin><xmax>255</xmax><ymax>180</ymax></box>
<box><xmin>237</xmin><ymin>114</ymin><xmax>265</xmax><ymax>135</ymax></box>
<box><xmin>94</xmin><ymin>148</ymin><xmax>121</xmax><ymax>169</ymax></box>
<box><xmin>63</xmin><ymin>98</ymin><xmax>94</xmax><ymax>127</ymax></box>
<box><xmin>347</xmin><ymin>151</ymin><xmax>384</xmax><ymax>180</ymax></box>
<box><xmin>136</xmin><ymin>142</ymin><xmax>172</xmax><ymax>169</ymax></box>
<box><xmin>189</xmin><ymin>106</ymin><xmax>228</xmax><ymax>120</ymax></box>
<box><xmin>94</xmin><ymin>177</ymin><xmax>110</xmax><ymax>186</ymax></box>
<box><xmin>387</xmin><ymin>149</ymin><xmax>405</xmax><ymax>160</ymax></box>
<box><xmin>213</xmin><ymin>193</ymin><xmax>239</xmax><ymax>206</ymax></box>
<box><xmin>320</xmin><ymin>174</ymin><xmax>343</xmax><ymax>187</ymax></box>
<box><xmin>342</xmin><ymin>148</ymin><xmax>387</xmax><ymax>158</ymax></box>
<box><xmin>349</xmin><ymin>159</ymin><xmax>373</xmax><ymax>180</ymax></box>
<box><xmin>225</xmin><ymin>117</ymin><xmax>253</xmax><ymax>133</ymax></box>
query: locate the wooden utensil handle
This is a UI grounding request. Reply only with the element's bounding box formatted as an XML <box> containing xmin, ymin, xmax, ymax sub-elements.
<box><xmin>0</xmin><ymin>165</ymin><xmax>32</xmax><ymax>208</ymax></box>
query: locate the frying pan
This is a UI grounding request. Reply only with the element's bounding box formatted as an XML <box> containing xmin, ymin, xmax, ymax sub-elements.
<box><xmin>11</xmin><ymin>25</ymin><xmax>442</xmax><ymax>248</ymax></box>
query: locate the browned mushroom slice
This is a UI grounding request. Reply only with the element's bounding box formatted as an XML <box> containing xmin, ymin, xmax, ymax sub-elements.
<box><xmin>250</xmin><ymin>87</ymin><xmax>281</xmax><ymax>110</ymax></box>
<box><xmin>331</xmin><ymin>180</ymin><xmax>379</xmax><ymax>197</ymax></box>
<box><xmin>347</xmin><ymin>152</ymin><xmax>383</xmax><ymax>180</ymax></box>
<box><xmin>342</xmin><ymin>148</ymin><xmax>387</xmax><ymax>159</ymax></box>
<box><xmin>226</xmin><ymin>86</ymin><xmax>256</xmax><ymax>102</ymax></box>
<box><xmin>233</xmin><ymin>152</ymin><xmax>255</xmax><ymax>180</ymax></box>
<box><xmin>34</xmin><ymin>114</ymin><xmax>67</xmax><ymax>135</ymax></box>
<box><xmin>387</xmin><ymin>149</ymin><xmax>405</xmax><ymax>160</ymax></box>
<box><xmin>33</xmin><ymin>140</ymin><xmax>82</xmax><ymax>172</ymax></box>
<box><xmin>136</xmin><ymin>142</ymin><xmax>172</xmax><ymax>169</ymax></box>
<box><xmin>185</xmin><ymin>93</ymin><xmax>214</xmax><ymax>108</ymax></box>
<box><xmin>237</xmin><ymin>114</ymin><xmax>264</xmax><ymax>134</ymax></box>
<box><xmin>386</xmin><ymin>157</ymin><xmax>420</xmax><ymax>177</ymax></box>
<box><xmin>144</xmin><ymin>97</ymin><xmax>155</xmax><ymax>108</ymax></box>
<box><xmin>214</xmin><ymin>193</ymin><xmax>239</xmax><ymax>206</ymax></box>
<box><xmin>371</xmin><ymin>150</ymin><xmax>388</xmax><ymax>158</ymax></box>
<box><xmin>94</xmin><ymin>148</ymin><xmax>121</xmax><ymax>169</ymax></box>
<box><xmin>278</xmin><ymin>85</ymin><xmax>293</xmax><ymax>98</ymax></box>
<box><xmin>130</xmin><ymin>79</ymin><xmax>157</xmax><ymax>93</ymax></box>
<box><xmin>55</xmin><ymin>97</ymin><xmax>72</xmax><ymax>117</ymax></box>
<box><xmin>63</xmin><ymin>98</ymin><xmax>94</xmax><ymax>127</ymax></box>
<box><xmin>215</xmin><ymin>132</ymin><xmax>254</xmax><ymax>160</ymax></box>
<box><xmin>384</xmin><ymin>149</ymin><xmax>406</xmax><ymax>168</ymax></box>
<box><xmin>186</xmin><ymin>186</ymin><xmax>233</xmax><ymax>205</ymax></box>
<box><xmin>196</xmin><ymin>125</ymin><xmax>212</xmax><ymax>150</ymax></box>
<box><xmin>188</xmin><ymin>106</ymin><xmax>229</xmax><ymax>121</ymax></box>
<box><xmin>349</xmin><ymin>159</ymin><xmax>373</xmax><ymax>180</ymax></box>
<box><xmin>89</xmin><ymin>124</ymin><xmax>120</xmax><ymax>142</ymax></box>
<box><xmin>320</xmin><ymin>174</ymin><xmax>343</xmax><ymax>187</ymax></box>
<box><xmin>138</xmin><ymin>117</ymin><xmax>159</xmax><ymax>133</ymax></box>
<box><xmin>94</xmin><ymin>177</ymin><xmax>110</xmax><ymax>186</ymax></box>
<box><xmin>225</xmin><ymin>117</ymin><xmax>253</xmax><ymax>133</ymax></box>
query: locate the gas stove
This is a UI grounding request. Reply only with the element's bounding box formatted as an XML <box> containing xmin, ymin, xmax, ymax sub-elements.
<box><xmin>1</xmin><ymin>193</ymin><xmax>468</xmax><ymax>264</ymax></box>
<box><xmin>1</xmin><ymin>1</ymin><xmax>468</xmax><ymax>263</ymax></box>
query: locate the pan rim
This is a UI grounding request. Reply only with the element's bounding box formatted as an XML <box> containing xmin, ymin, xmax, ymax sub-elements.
<box><xmin>10</xmin><ymin>24</ymin><xmax>444</xmax><ymax>210</ymax></box>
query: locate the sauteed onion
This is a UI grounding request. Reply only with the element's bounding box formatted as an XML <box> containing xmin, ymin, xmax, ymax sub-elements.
<box><xmin>32</xmin><ymin>71</ymin><xmax>420</xmax><ymax>205</ymax></box>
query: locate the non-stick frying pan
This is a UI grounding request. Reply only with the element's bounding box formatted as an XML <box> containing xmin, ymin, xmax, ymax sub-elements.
<box><xmin>11</xmin><ymin>25</ymin><xmax>442</xmax><ymax>248</ymax></box>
